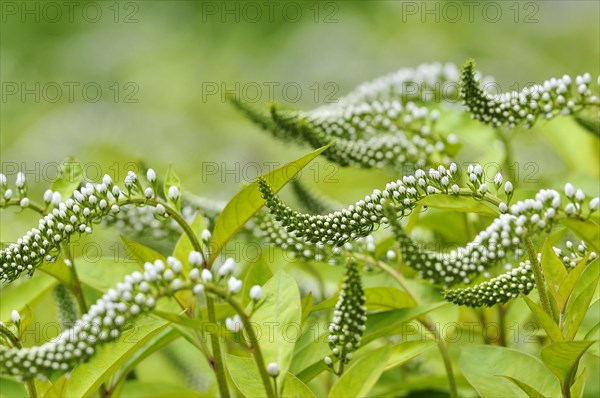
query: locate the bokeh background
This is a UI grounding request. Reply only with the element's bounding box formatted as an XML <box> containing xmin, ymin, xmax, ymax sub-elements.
<box><xmin>1</xmin><ymin>1</ymin><xmax>599</xmax><ymax>396</ymax></box>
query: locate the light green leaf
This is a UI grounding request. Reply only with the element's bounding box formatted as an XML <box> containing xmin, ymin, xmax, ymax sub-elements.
<box><xmin>226</xmin><ymin>354</ymin><xmax>267</xmax><ymax>397</ymax></box>
<box><xmin>240</xmin><ymin>257</ymin><xmax>273</xmax><ymax>307</ymax></box>
<box><xmin>281</xmin><ymin>372</ymin><xmax>316</xmax><ymax>398</ymax></box>
<box><xmin>75</xmin><ymin>257</ymin><xmax>141</xmax><ymax>293</ymax></box>
<box><xmin>541</xmin><ymin>239</ymin><xmax>567</xmax><ymax>301</ymax></box>
<box><xmin>498</xmin><ymin>375</ymin><xmax>545</xmax><ymax>398</ymax></box>
<box><xmin>521</xmin><ymin>294</ymin><xmax>563</xmax><ymax>342</ymax></box>
<box><xmin>384</xmin><ymin>340</ymin><xmax>437</xmax><ymax>371</ymax></box>
<box><xmin>118</xmin><ymin>382</ymin><xmax>205</xmax><ymax>397</ymax></box>
<box><xmin>460</xmin><ymin>345</ymin><xmax>561</xmax><ymax>397</ymax></box>
<box><xmin>557</xmin><ymin>255</ymin><xmax>590</xmax><ymax>312</ymax></box>
<box><xmin>297</xmin><ymin>303</ymin><xmax>446</xmax><ymax>383</ymax></box>
<box><xmin>563</xmin><ymin>260</ymin><xmax>599</xmax><ymax>340</ymax></box>
<box><xmin>51</xmin><ymin>157</ymin><xmax>83</xmax><ymax>199</ymax></box>
<box><xmin>121</xmin><ymin>235</ymin><xmax>166</xmax><ymax>266</ymax></box>
<box><xmin>541</xmin><ymin>341</ymin><xmax>594</xmax><ymax>390</ymax></box>
<box><xmin>43</xmin><ymin>377</ymin><xmax>69</xmax><ymax>397</ymax></box>
<box><xmin>560</xmin><ymin>218</ymin><xmax>600</xmax><ymax>252</ymax></box>
<box><xmin>173</xmin><ymin>212</ymin><xmax>207</xmax><ymax>274</ymax></box>
<box><xmin>329</xmin><ymin>345</ymin><xmax>390</xmax><ymax>398</ymax></box>
<box><xmin>209</xmin><ymin>144</ymin><xmax>332</xmax><ymax>263</ymax></box>
<box><xmin>312</xmin><ymin>287</ymin><xmax>415</xmax><ymax>312</ymax></box>
<box><xmin>570</xmin><ymin>368</ymin><xmax>587</xmax><ymax>398</ymax></box>
<box><xmin>1</xmin><ymin>273</ymin><xmax>57</xmax><ymax>321</ymax></box>
<box><xmin>583</xmin><ymin>322</ymin><xmax>599</xmax><ymax>357</ymax></box>
<box><xmin>300</xmin><ymin>292</ymin><xmax>313</xmax><ymax>326</ymax></box>
<box><xmin>65</xmin><ymin>317</ymin><xmax>170</xmax><ymax>397</ymax></box>
<box><xmin>417</xmin><ymin>194</ymin><xmax>499</xmax><ymax>216</ymax></box>
<box><xmin>246</xmin><ymin>271</ymin><xmax>301</xmax><ymax>386</ymax></box>
<box><xmin>39</xmin><ymin>259</ymin><xmax>74</xmax><ymax>288</ymax></box>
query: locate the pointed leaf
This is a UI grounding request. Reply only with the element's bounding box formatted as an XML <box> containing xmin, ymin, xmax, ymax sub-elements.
<box><xmin>541</xmin><ymin>239</ymin><xmax>567</xmax><ymax>300</ymax></box>
<box><xmin>240</xmin><ymin>257</ymin><xmax>272</xmax><ymax>307</ymax></box>
<box><xmin>417</xmin><ymin>194</ymin><xmax>499</xmax><ymax>216</ymax></box>
<box><xmin>329</xmin><ymin>345</ymin><xmax>390</xmax><ymax>398</ymax></box>
<box><xmin>557</xmin><ymin>255</ymin><xmax>590</xmax><ymax>312</ymax></box>
<box><xmin>498</xmin><ymin>375</ymin><xmax>545</xmax><ymax>398</ymax></box>
<box><xmin>541</xmin><ymin>341</ymin><xmax>594</xmax><ymax>390</ymax></box>
<box><xmin>121</xmin><ymin>235</ymin><xmax>166</xmax><ymax>266</ymax></box>
<box><xmin>521</xmin><ymin>294</ymin><xmax>563</xmax><ymax>342</ymax></box>
<box><xmin>281</xmin><ymin>372</ymin><xmax>316</xmax><ymax>398</ymax></box>
<box><xmin>563</xmin><ymin>261</ymin><xmax>599</xmax><ymax>340</ymax></box>
<box><xmin>65</xmin><ymin>317</ymin><xmax>170</xmax><ymax>397</ymax></box>
<box><xmin>209</xmin><ymin>144</ymin><xmax>332</xmax><ymax>263</ymax></box>
<box><xmin>460</xmin><ymin>345</ymin><xmax>560</xmax><ymax>397</ymax></box>
<box><xmin>570</xmin><ymin>368</ymin><xmax>587</xmax><ymax>398</ymax></box>
<box><xmin>75</xmin><ymin>257</ymin><xmax>141</xmax><ymax>293</ymax></box>
<box><xmin>311</xmin><ymin>287</ymin><xmax>415</xmax><ymax>312</ymax></box>
<box><xmin>384</xmin><ymin>340</ymin><xmax>436</xmax><ymax>371</ymax></box>
<box><xmin>1</xmin><ymin>273</ymin><xmax>56</xmax><ymax>321</ymax></box>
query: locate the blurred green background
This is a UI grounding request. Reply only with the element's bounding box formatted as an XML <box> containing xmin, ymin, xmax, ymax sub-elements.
<box><xmin>1</xmin><ymin>1</ymin><xmax>599</xmax><ymax>396</ymax></box>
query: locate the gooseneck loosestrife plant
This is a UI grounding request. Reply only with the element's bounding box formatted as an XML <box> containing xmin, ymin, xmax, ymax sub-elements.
<box><xmin>1</xmin><ymin>60</ymin><xmax>599</xmax><ymax>398</ymax></box>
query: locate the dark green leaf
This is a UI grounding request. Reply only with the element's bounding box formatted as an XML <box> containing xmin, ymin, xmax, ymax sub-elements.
<box><xmin>328</xmin><ymin>345</ymin><xmax>390</xmax><ymax>398</ymax></box>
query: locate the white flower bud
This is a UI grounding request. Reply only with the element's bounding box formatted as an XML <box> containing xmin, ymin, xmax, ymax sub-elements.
<box><xmin>590</xmin><ymin>197</ymin><xmax>599</xmax><ymax>211</ymax></box>
<box><xmin>51</xmin><ymin>192</ymin><xmax>62</xmax><ymax>206</ymax></box>
<box><xmin>19</xmin><ymin>198</ymin><xmax>30</xmax><ymax>208</ymax></box>
<box><xmin>266</xmin><ymin>362</ymin><xmax>280</xmax><ymax>377</ymax></box>
<box><xmin>155</xmin><ymin>204</ymin><xmax>165</xmax><ymax>215</ymax></box>
<box><xmin>189</xmin><ymin>268</ymin><xmax>200</xmax><ymax>281</ymax></box>
<box><xmin>575</xmin><ymin>189</ymin><xmax>585</xmax><ymax>202</ymax></box>
<box><xmin>504</xmin><ymin>181</ymin><xmax>513</xmax><ymax>194</ymax></box>
<box><xmin>479</xmin><ymin>184</ymin><xmax>488</xmax><ymax>194</ymax></box>
<box><xmin>193</xmin><ymin>284</ymin><xmax>205</xmax><ymax>295</ymax></box>
<box><xmin>225</xmin><ymin>315</ymin><xmax>243</xmax><ymax>332</ymax></box>
<box><xmin>228</xmin><ymin>277</ymin><xmax>242</xmax><ymax>294</ymax></box>
<box><xmin>564</xmin><ymin>183</ymin><xmax>575</xmax><ymax>198</ymax></box>
<box><xmin>219</xmin><ymin>258</ymin><xmax>236</xmax><ymax>277</ymax></box>
<box><xmin>0</xmin><ymin>174</ymin><xmax>6</xmax><ymax>186</ymax></box>
<box><xmin>168</xmin><ymin>186</ymin><xmax>179</xmax><ymax>200</ymax></box>
<box><xmin>4</xmin><ymin>189</ymin><xmax>12</xmax><ymax>199</ymax></box>
<box><xmin>324</xmin><ymin>356</ymin><xmax>333</xmax><ymax>366</ymax></box>
<box><xmin>201</xmin><ymin>229</ymin><xmax>212</xmax><ymax>242</ymax></box>
<box><xmin>102</xmin><ymin>174</ymin><xmax>112</xmax><ymax>186</ymax></box>
<box><xmin>499</xmin><ymin>202</ymin><xmax>508</xmax><ymax>213</ymax></box>
<box><xmin>249</xmin><ymin>285</ymin><xmax>262</xmax><ymax>301</ymax></box>
<box><xmin>43</xmin><ymin>189</ymin><xmax>53</xmax><ymax>203</ymax></box>
<box><xmin>144</xmin><ymin>187</ymin><xmax>154</xmax><ymax>198</ymax></box>
<box><xmin>124</xmin><ymin>171</ymin><xmax>137</xmax><ymax>187</ymax></box>
<box><xmin>451</xmin><ymin>184</ymin><xmax>459</xmax><ymax>194</ymax></box>
<box><xmin>494</xmin><ymin>172</ymin><xmax>503</xmax><ymax>185</ymax></box>
<box><xmin>15</xmin><ymin>172</ymin><xmax>26</xmax><ymax>188</ymax></box>
<box><xmin>386</xmin><ymin>250</ymin><xmax>396</xmax><ymax>260</ymax></box>
<box><xmin>201</xmin><ymin>268</ymin><xmax>213</xmax><ymax>283</ymax></box>
<box><xmin>188</xmin><ymin>251</ymin><xmax>203</xmax><ymax>267</ymax></box>
<box><xmin>11</xmin><ymin>310</ymin><xmax>20</xmax><ymax>323</ymax></box>
<box><xmin>146</xmin><ymin>168</ymin><xmax>156</xmax><ymax>183</ymax></box>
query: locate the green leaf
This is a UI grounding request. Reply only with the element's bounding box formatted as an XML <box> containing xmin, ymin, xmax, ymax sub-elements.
<box><xmin>43</xmin><ymin>377</ymin><xmax>69</xmax><ymax>397</ymax></box>
<box><xmin>297</xmin><ymin>303</ymin><xmax>446</xmax><ymax>383</ymax></box>
<box><xmin>570</xmin><ymin>368</ymin><xmax>587</xmax><ymax>398</ymax></box>
<box><xmin>329</xmin><ymin>345</ymin><xmax>390</xmax><ymax>398</ymax></box>
<box><xmin>163</xmin><ymin>165</ymin><xmax>182</xmax><ymax>209</ymax></box>
<box><xmin>563</xmin><ymin>259</ymin><xmax>599</xmax><ymax>340</ymax></box>
<box><xmin>75</xmin><ymin>257</ymin><xmax>141</xmax><ymax>293</ymax></box>
<box><xmin>540</xmin><ymin>341</ymin><xmax>594</xmax><ymax>391</ymax></box>
<box><xmin>121</xmin><ymin>235</ymin><xmax>166</xmax><ymax>266</ymax></box>
<box><xmin>0</xmin><ymin>273</ymin><xmax>57</xmax><ymax>321</ymax></box>
<box><xmin>541</xmin><ymin>239</ymin><xmax>567</xmax><ymax>301</ymax></box>
<box><xmin>39</xmin><ymin>259</ymin><xmax>74</xmax><ymax>288</ymax></box>
<box><xmin>557</xmin><ymin>255</ymin><xmax>590</xmax><ymax>312</ymax></box>
<box><xmin>51</xmin><ymin>157</ymin><xmax>83</xmax><ymax>199</ymax></box>
<box><xmin>240</xmin><ymin>257</ymin><xmax>273</xmax><ymax>307</ymax></box>
<box><xmin>300</xmin><ymin>292</ymin><xmax>313</xmax><ymax>326</ymax></box>
<box><xmin>209</xmin><ymin>144</ymin><xmax>332</xmax><ymax>263</ymax></box>
<box><xmin>118</xmin><ymin>382</ymin><xmax>205</xmax><ymax>398</ymax></box>
<box><xmin>574</xmin><ymin>115</ymin><xmax>600</xmax><ymax>137</ymax></box>
<box><xmin>417</xmin><ymin>194</ymin><xmax>499</xmax><ymax>216</ymax></box>
<box><xmin>521</xmin><ymin>294</ymin><xmax>563</xmax><ymax>342</ymax></box>
<box><xmin>226</xmin><ymin>354</ymin><xmax>267</xmax><ymax>397</ymax></box>
<box><xmin>384</xmin><ymin>340</ymin><xmax>437</xmax><ymax>371</ymax></box>
<box><xmin>65</xmin><ymin>317</ymin><xmax>170</xmax><ymax>397</ymax></box>
<box><xmin>281</xmin><ymin>372</ymin><xmax>316</xmax><ymax>398</ymax></box>
<box><xmin>460</xmin><ymin>345</ymin><xmax>561</xmax><ymax>397</ymax></box>
<box><xmin>173</xmin><ymin>212</ymin><xmax>207</xmax><ymax>274</ymax></box>
<box><xmin>312</xmin><ymin>287</ymin><xmax>415</xmax><ymax>312</ymax></box>
<box><xmin>245</xmin><ymin>271</ymin><xmax>301</xmax><ymax>386</ymax></box>
<box><xmin>498</xmin><ymin>375</ymin><xmax>545</xmax><ymax>398</ymax></box>
<box><xmin>560</xmin><ymin>218</ymin><xmax>600</xmax><ymax>252</ymax></box>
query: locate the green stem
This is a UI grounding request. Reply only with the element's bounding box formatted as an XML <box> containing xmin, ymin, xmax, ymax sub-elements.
<box><xmin>354</xmin><ymin>254</ymin><xmax>458</xmax><ymax>398</ymax></box>
<box><xmin>216</xmin><ymin>290</ymin><xmax>276</xmax><ymax>398</ymax></box>
<box><xmin>525</xmin><ymin>238</ymin><xmax>553</xmax><ymax>317</ymax></box>
<box><xmin>0</xmin><ymin>198</ymin><xmax>46</xmax><ymax>214</ymax></box>
<box><xmin>61</xmin><ymin>244</ymin><xmax>88</xmax><ymax>315</ymax></box>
